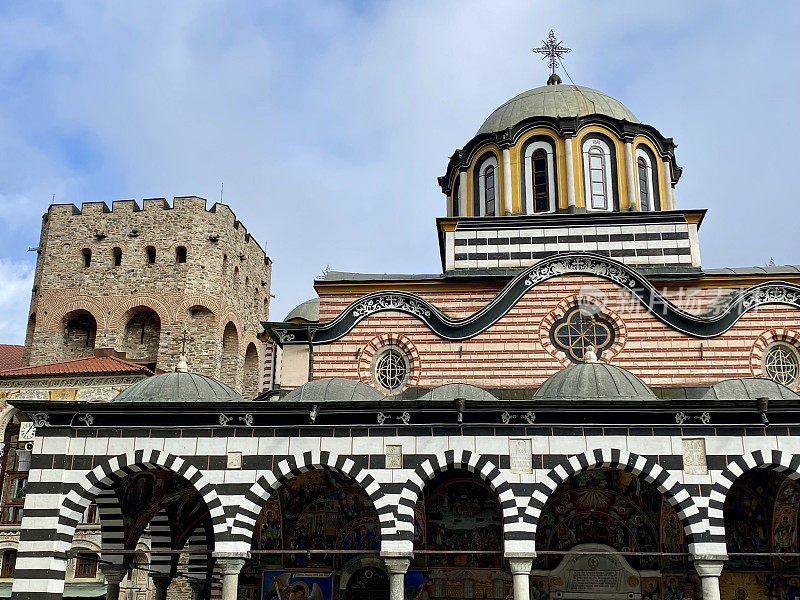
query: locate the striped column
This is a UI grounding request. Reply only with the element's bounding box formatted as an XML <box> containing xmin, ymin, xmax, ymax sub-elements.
<box><xmin>10</xmin><ymin>479</ymin><xmax>69</xmax><ymax>599</ymax></box>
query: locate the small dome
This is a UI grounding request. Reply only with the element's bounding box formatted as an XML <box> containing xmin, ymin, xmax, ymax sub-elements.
<box><xmin>284</xmin><ymin>298</ymin><xmax>320</xmax><ymax>323</ymax></box>
<box><xmin>281</xmin><ymin>378</ymin><xmax>384</xmax><ymax>403</ymax></box>
<box><xmin>702</xmin><ymin>378</ymin><xmax>799</xmax><ymax>401</ymax></box>
<box><xmin>113</xmin><ymin>370</ymin><xmax>242</xmax><ymax>403</ymax></box>
<box><xmin>536</xmin><ymin>362</ymin><xmax>654</xmax><ymax>401</ymax></box>
<box><xmin>477</xmin><ymin>84</ymin><xmax>638</xmax><ymax>136</ymax></box>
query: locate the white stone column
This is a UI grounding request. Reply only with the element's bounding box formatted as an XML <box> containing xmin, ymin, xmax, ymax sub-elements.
<box><xmin>694</xmin><ymin>558</ymin><xmax>725</xmax><ymax>600</ymax></box>
<box><xmin>218</xmin><ymin>557</ymin><xmax>247</xmax><ymax>600</ymax></box>
<box><xmin>624</xmin><ymin>141</ymin><xmax>637</xmax><ymax>211</ymax></box>
<box><xmin>508</xmin><ymin>557</ymin><xmax>533</xmax><ymax>600</ymax></box>
<box><xmin>459</xmin><ymin>170</ymin><xmax>468</xmax><ymax>216</ymax></box>
<box><xmin>564</xmin><ymin>135</ymin><xmax>576</xmax><ymax>210</ymax></box>
<box><xmin>662</xmin><ymin>159</ymin><xmax>675</xmax><ymax>210</ymax></box>
<box><xmin>502</xmin><ymin>147</ymin><xmax>513</xmax><ymax>215</ymax></box>
<box><xmin>100</xmin><ymin>564</ymin><xmax>126</xmax><ymax>600</ymax></box>
<box><xmin>384</xmin><ymin>557</ymin><xmax>411</xmax><ymax>600</ymax></box>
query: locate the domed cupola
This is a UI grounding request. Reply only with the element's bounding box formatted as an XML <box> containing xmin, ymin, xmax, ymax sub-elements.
<box><xmin>535</xmin><ymin>348</ymin><xmax>654</xmax><ymax>402</ymax></box>
<box><xmin>112</xmin><ymin>356</ymin><xmax>242</xmax><ymax>403</ymax></box>
<box><xmin>435</xmin><ymin>31</ymin><xmax>701</xmax><ymax>275</ymax></box>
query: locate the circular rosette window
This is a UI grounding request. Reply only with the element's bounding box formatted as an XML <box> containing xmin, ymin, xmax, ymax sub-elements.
<box><xmin>371</xmin><ymin>345</ymin><xmax>410</xmax><ymax>393</ymax></box>
<box><xmin>550</xmin><ymin>305</ymin><xmax>615</xmax><ymax>363</ymax></box>
<box><xmin>763</xmin><ymin>342</ymin><xmax>800</xmax><ymax>387</ymax></box>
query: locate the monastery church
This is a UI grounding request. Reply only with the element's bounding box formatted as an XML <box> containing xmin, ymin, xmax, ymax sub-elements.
<box><xmin>1</xmin><ymin>33</ymin><xmax>799</xmax><ymax>600</ymax></box>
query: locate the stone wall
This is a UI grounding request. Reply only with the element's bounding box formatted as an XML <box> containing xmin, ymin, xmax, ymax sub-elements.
<box><xmin>23</xmin><ymin>197</ymin><xmax>271</xmax><ymax>394</ymax></box>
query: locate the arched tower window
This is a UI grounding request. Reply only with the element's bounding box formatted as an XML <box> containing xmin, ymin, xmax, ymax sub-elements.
<box><xmin>582</xmin><ymin>137</ymin><xmax>615</xmax><ymax>212</ymax></box>
<box><xmin>112</xmin><ymin>247</ymin><xmax>122</xmax><ymax>267</ymax></box>
<box><xmin>145</xmin><ymin>246</ymin><xmax>156</xmax><ymax>264</ymax></box>
<box><xmin>175</xmin><ymin>245</ymin><xmax>187</xmax><ymax>263</ymax></box>
<box><xmin>473</xmin><ymin>154</ymin><xmax>499</xmax><ymax>217</ymax></box>
<box><xmin>635</xmin><ymin>145</ymin><xmax>660</xmax><ymax>211</ymax></box>
<box><xmin>81</xmin><ymin>248</ymin><xmax>92</xmax><ymax>268</ymax></box>
<box><xmin>522</xmin><ymin>138</ymin><xmax>557</xmax><ymax>214</ymax></box>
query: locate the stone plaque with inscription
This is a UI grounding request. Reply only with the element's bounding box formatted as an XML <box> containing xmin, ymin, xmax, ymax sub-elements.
<box><xmin>509</xmin><ymin>438</ymin><xmax>533</xmax><ymax>474</ymax></box>
<box><xmin>385</xmin><ymin>444</ymin><xmax>402</xmax><ymax>469</ymax></box>
<box><xmin>549</xmin><ymin>544</ymin><xmax>641</xmax><ymax>598</ymax></box>
<box><xmin>682</xmin><ymin>438</ymin><xmax>708</xmax><ymax>475</ymax></box>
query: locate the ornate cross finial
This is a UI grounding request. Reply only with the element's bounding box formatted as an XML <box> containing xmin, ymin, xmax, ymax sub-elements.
<box><xmin>532</xmin><ymin>30</ymin><xmax>571</xmax><ymax>76</ymax></box>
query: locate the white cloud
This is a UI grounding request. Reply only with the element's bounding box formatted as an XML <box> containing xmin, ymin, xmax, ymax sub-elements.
<box><xmin>0</xmin><ymin>259</ymin><xmax>34</xmax><ymax>344</ymax></box>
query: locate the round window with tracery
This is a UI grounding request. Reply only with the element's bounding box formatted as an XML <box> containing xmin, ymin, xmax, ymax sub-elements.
<box><xmin>371</xmin><ymin>346</ymin><xmax>409</xmax><ymax>393</ymax></box>
<box><xmin>550</xmin><ymin>305</ymin><xmax>615</xmax><ymax>363</ymax></box>
<box><xmin>763</xmin><ymin>343</ymin><xmax>800</xmax><ymax>386</ymax></box>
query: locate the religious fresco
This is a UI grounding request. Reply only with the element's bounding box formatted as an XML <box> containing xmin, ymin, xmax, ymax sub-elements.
<box><xmin>534</xmin><ymin>468</ymin><xmax>664</xmax><ymax>570</ymax></box>
<box><xmin>662</xmin><ymin>573</ymin><xmax>701</xmax><ymax>600</ymax></box>
<box><xmin>530</xmin><ymin>576</ymin><xmax>550</xmax><ymax>600</ymax></box>
<box><xmin>422</xmin><ymin>475</ymin><xmax>503</xmax><ymax>569</ymax></box>
<box><xmin>725</xmin><ymin>469</ymin><xmax>800</xmax><ymax>571</ymax></box>
<box><xmin>263</xmin><ymin>571</ymin><xmax>332</xmax><ymax>600</ymax></box>
<box><xmin>251</xmin><ymin>469</ymin><xmax>381</xmax><ymax>572</ymax></box>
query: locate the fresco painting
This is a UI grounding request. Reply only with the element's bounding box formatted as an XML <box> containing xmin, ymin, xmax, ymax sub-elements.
<box><xmin>263</xmin><ymin>571</ymin><xmax>333</xmax><ymax>600</ymax></box>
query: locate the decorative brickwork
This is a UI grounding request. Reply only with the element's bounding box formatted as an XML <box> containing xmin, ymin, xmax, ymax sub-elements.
<box><xmin>24</xmin><ymin>197</ymin><xmax>271</xmax><ymax>393</ymax></box>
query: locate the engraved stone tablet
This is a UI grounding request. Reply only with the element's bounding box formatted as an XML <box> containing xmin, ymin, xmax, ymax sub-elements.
<box><xmin>682</xmin><ymin>438</ymin><xmax>708</xmax><ymax>475</ymax></box>
<box><xmin>510</xmin><ymin>438</ymin><xmax>533</xmax><ymax>474</ymax></box>
<box><xmin>385</xmin><ymin>444</ymin><xmax>402</xmax><ymax>469</ymax></box>
<box><xmin>226</xmin><ymin>451</ymin><xmax>242</xmax><ymax>469</ymax></box>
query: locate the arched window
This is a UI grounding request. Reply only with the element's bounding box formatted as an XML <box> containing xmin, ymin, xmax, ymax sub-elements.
<box><xmin>582</xmin><ymin>137</ymin><xmax>615</xmax><ymax>212</ymax></box>
<box><xmin>635</xmin><ymin>146</ymin><xmax>660</xmax><ymax>211</ymax></box>
<box><xmin>81</xmin><ymin>248</ymin><xmax>92</xmax><ymax>268</ymax></box>
<box><xmin>451</xmin><ymin>177</ymin><xmax>460</xmax><ymax>217</ymax></box>
<box><xmin>474</xmin><ymin>154</ymin><xmax>499</xmax><ymax>217</ymax></box>
<box><xmin>484</xmin><ymin>165</ymin><xmax>496</xmax><ymax>216</ymax></box>
<box><xmin>145</xmin><ymin>246</ymin><xmax>156</xmax><ymax>264</ymax></box>
<box><xmin>175</xmin><ymin>245</ymin><xmax>187</xmax><ymax>263</ymax></box>
<box><xmin>522</xmin><ymin>139</ymin><xmax>557</xmax><ymax>214</ymax></box>
<box><xmin>112</xmin><ymin>247</ymin><xmax>122</xmax><ymax>267</ymax></box>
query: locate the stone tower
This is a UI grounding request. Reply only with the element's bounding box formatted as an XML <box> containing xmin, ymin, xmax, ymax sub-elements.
<box><xmin>23</xmin><ymin>196</ymin><xmax>271</xmax><ymax>397</ymax></box>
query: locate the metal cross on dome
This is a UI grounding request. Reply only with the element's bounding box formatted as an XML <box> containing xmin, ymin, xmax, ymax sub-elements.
<box><xmin>533</xmin><ymin>30</ymin><xmax>571</xmax><ymax>76</ymax></box>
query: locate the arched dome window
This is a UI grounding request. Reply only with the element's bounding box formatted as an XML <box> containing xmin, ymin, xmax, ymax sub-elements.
<box><xmin>451</xmin><ymin>176</ymin><xmax>461</xmax><ymax>217</ymax></box>
<box><xmin>473</xmin><ymin>154</ymin><xmax>499</xmax><ymax>217</ymax></box>
<box><xmin>635</xmin><ymin>145</ymin><xmax>660</xmax><ymax>212</ymax></box>
<box><xmin>582</xmin><ymin>137</ymin><xmax>615</xmax><ymax>212</ymax></box>
<box><xmin>522</xmin><ymin>138</ymin><xmax>557</xmax><ymax>214</ymax></box>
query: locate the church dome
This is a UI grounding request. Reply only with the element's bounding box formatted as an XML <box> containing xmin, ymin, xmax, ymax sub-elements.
<box><xmin>477</xmin><ymin>83</ymin><xmax>639</xmax><ymax>136</ymax></box>
<box><xmin>113</xmin><ymin>358</ymin><xmax>242</xmax><ymax>403</ymax></box>
<box><xmin>535</xmin><ymin>360</ymin><xmax>654</xmax><ymax>401</ymax></box>
<box><xmin>284</xmin><ymin>298</ymin><xmax>320</xmax><ymax>323</ymax></box>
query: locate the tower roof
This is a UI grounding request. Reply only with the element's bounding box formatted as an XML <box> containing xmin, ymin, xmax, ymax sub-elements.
<box><xmin>476</xmin><ymin>84</ymin><xmax>639</xmax><ymax>136</ymax></box>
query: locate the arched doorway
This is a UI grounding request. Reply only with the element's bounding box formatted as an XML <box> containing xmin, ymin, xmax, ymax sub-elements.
<box><xmin>534</xmin><ymin>467</ymin><xmax>696</xmax><ymax>599</ymax></box>
<box><xmin>220</xmin><ymin>321</ymin><xmax>240</xmax><ymax>390</ymax></box>
<box><xmin>345</xmin><ymin>566</ymin><xmax>388</xmax><ymax>600</ymax></box>
<box><xmin>251</xmin><ymin>468</ymin><xmax>383</xmax><ymax>600</ymax></box>
<box><xmin>721</xmin><ymin>468</ymin><xmax>800</xmax><ymax>598</ymax></box>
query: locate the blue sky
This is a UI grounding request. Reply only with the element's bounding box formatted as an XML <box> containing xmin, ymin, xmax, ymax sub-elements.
<box><xmin>0</xmin><ymin>1</ymin><xmax>798</xmax><ymax>343</ymax></box>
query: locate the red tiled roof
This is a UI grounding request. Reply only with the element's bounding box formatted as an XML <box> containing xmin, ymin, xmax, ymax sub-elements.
<box><xmin>0</xmin><ymin>355</ymin><xmax>152</xmax><ymax>378</ymax></box>
<box><xmin>0</xmin><ymin>345</ymin><xmax>24</xmax><ymax>371</ymax></box>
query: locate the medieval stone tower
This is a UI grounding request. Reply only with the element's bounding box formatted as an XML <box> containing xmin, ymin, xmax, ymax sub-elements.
<box><xmin>22</xmin><ymin>196</ymin><xmax>271</xmax><ymax>398</ymax></box>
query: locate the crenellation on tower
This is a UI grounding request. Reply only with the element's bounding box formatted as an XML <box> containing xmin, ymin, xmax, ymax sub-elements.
<box><xmin>23</xmin><ymin>196</ymin><xmax>271</xmax><ymax>397</ymax></box>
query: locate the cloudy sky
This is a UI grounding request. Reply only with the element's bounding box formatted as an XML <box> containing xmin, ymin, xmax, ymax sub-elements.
<box><xmin>0</xmin><ymin>1</ymin><xmax>798</xmax><ymax>343</ymax></box>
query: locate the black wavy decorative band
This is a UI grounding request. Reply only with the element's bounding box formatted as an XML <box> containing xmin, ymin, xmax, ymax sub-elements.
<box><xmin>266</xmin><ymin>253</ymin><xmax>800</xmax><ymax>345</ymax></box>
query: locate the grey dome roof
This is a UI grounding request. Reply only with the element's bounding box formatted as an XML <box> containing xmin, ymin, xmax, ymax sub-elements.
<box><xmin>281</xmin><ymin>378</ymin><xmax>384</xmax><ymax>403</ymax></box>
<box><xmin>113</xmin><ymin>371</ymin><xmax>242</xmax><ymax>403</ymax></box>
<box><xmin>535</xmin><ymin>362</ymin><xmax>654</xmax><ymax>401</ymax></box>
<box><xmin>702</xmin><ymin>378</ymin><xmax>799</xmax><ymax>401</ymax></box>
<box><xmin>284</xmin><ymin>298</ymin><xmax>320</xmax><ymax>323</ymax></box>
<box><xmin>477</xmin><ymin>84</ymin><xmax>639</xmax><ymax>136</ymax></box>
<box><xmin>417</xmin><ymin>383</ymin><xmax>498</xmax><ymax>403</ymax></box>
